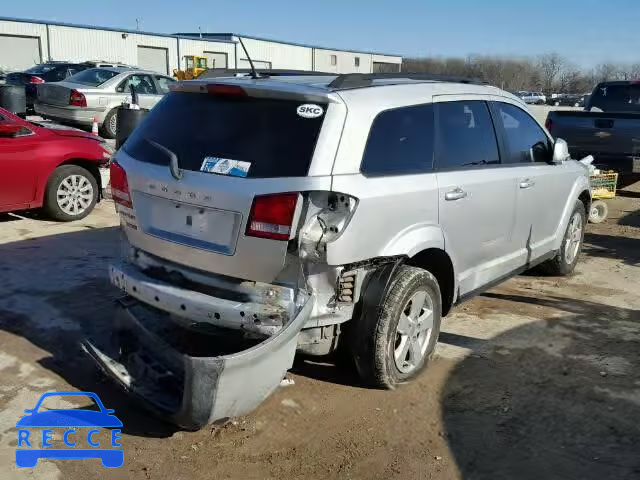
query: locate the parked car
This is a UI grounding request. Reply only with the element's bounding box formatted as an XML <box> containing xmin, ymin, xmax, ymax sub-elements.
<box><xmin>547</xmin><ymin>94</ymin><xmax>586</xmax><ymax>107</ymax></box>
<box><xmin>87</xmin><ymin>73</ymin><xmax>591</xmax><ymax>429</ymax></box>
<box><xmin>3</xmin><ymin>61</ymin><xmax>131</xmax><ymax>112</ymax></box>
<box><xmin>35</xmin><ymin>67</ymin><xmax>176</xmax><ymax>138</ymax></box>
<box><xmin>517</xmin><ymin>91</ymin><xmax>547</xmax><ymax>105</ymax></box>
<box><xmin>546</xmin><ymin>81</ymin><xmax>640</xmax><ymax>184</ymax></box>
<box><xmin>0</xmin><ymin>107</ymin><xmax>112</xmax><ymax>220</ymax></box>
<box><xmin>0</xmin><ymin>68</ymin><xmax>7</xmax><ymax>85</ymax></box>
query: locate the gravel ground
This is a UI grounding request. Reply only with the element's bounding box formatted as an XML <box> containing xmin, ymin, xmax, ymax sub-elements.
<box><xmin>0</xmin><ymin>183</ymin><xmax>638</xmax><ymax>480</ymax></box>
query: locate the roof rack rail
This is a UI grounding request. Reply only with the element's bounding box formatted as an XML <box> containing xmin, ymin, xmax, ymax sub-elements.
<box><xmin>199</xmin><ymin>68</ymin><xmax>332</xmax><ymax>79</ymax></box>
<box><xmin>328</xmin><ymin>72</ymin><xmax>487</xmax><ymax>90</ymax></box>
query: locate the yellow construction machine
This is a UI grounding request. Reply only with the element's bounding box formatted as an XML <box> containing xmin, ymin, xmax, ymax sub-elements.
<box><xmin>173</xmin><ymin>56</ymin><xmax>209</xmax><ymax>80</ymax></box>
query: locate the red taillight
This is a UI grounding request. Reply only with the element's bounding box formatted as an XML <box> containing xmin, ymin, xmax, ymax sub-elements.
<box><xmin>246</xmin><ymin>193</ymin><xmax>299</xmax><ymax>241</ymax></box>
<box><xmin>69</xmin><ymin>89</ymin><xmax>87</xmax><ymax>107</ymax></box>
<box><xmin>29</xmin><ymin>76</ymin><xmax>44</xmax><ymax>84</ymax></box>
<box><xmin>206</xmin><ymin>84</ymin><xmax>247</xmax><ymax>97</ymax></box>
<box><xmin>110</xmin><ymin>161</ymin><xmax>132</xmax><ymax>208</ymax></box>
<box><xmin>545</xmin><ymin>118</ymin><xmax>553</xmax><ymax>132</ymax></box>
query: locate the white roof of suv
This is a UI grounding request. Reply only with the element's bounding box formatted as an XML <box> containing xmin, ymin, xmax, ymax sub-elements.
<box><xmin>182</xmin><ymin>73</ymin><xmax>523</xmax><ymax>113</ymax></box>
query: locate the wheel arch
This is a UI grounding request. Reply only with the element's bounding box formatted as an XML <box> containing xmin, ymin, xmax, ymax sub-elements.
<box><xmin>578</xmin><ymin>189</ymin><xmax>591</xmax><ymax>214</ymax></box>
<box><xmin>406</xmin><ymin>248</ymin><xmax>456</xmax><ymax>316</ymax></box>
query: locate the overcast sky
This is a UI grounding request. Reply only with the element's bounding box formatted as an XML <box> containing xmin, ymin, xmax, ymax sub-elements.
<box><xmin>3</xmin><ymin>0</ymin><xmax>639</xmax><ymax>68</ymax></box>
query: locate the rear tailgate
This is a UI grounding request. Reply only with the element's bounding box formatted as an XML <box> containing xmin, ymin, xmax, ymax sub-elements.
<box><xmin>115</xmin><ymin>82</ymin><xmax>345</xmax><ymax>283</ymax></box>
<box><xmin>5</xmin><ymin>72</ymin><xmax>31</xmax><ymax>86</ymax></box>
<box><xmin>547</xmin><ymin>110</ymin><xmax>640</xmax><ymax>158</ymax></box>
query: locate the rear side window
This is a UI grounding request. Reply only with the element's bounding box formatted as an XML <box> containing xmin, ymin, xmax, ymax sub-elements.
<box><xmin>117</xmin><ymin>74</ymin><xmax>157</xmax><ymax>94</ymax></box>
<box><xmin>361</xmin><ymin>104</ymin><xmax>434</xmax><ymax>176</ymax></box>
<box><xmin>123</xmin><ymin>92</ymin><xmax>326</xmax><ymax>178</ymax></box>
<box><xmin>589</xmin><ymin>83</ymin><xmax>640</xmax><ymax>112</ymax></box>
<box><xmin>435</xmin><ymin>100</ymin><xmax>499</xmax><ymax>169</ymax></box>
<box><xmin>69</xmin><ymin>68</ymin><xmax>119</xmax><ymax>87</ymax></box>
<box><xmin>48</xmin><ymin>67</ymin><xmax>68</xmax><ymax>82</ymax></box>
<box><xmin>492</xmin><ymin>102</ymin><xmax>552</xmax><ymax>164</ymax></box>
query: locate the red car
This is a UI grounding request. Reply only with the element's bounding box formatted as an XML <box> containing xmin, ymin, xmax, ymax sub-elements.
<box><xmin>0</xmin><ymin>108</ymin><xmax>112</xmax><ymax>221</ymax></box>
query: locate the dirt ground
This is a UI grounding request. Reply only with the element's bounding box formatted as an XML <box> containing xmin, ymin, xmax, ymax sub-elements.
<box><xmin>0</xmin><ymin>183</ymin><xmax>639</xmax><ymax>480</ymax></box>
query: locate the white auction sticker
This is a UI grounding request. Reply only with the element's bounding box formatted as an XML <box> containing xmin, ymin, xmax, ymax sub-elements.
<box><xmin>296</xmin><ymin>104</ymin><xmax>324</xmax><ymax>118</ymax></box>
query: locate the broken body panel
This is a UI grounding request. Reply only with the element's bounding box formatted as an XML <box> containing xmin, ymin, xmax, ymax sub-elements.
<box><xmin>90</xmin><ymin>84</ymin><xmax>372</xmax><ymax>427</ymax></box>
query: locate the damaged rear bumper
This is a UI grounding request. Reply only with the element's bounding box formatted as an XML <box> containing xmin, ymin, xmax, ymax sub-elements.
<box><xmin>84</xmin><ymin>293</ymin><xmax>314</xmax><ymax>429</ymax></box>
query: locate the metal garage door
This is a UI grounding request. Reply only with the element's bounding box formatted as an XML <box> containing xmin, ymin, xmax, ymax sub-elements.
<box><xmin>137</xmin><ymin>46</ymin><xmax>168</xmax><ymax>74</ymax></box>
<box><xmin>203</xmin><ymin>51</ymin><xmax>228</xmax><ymax>69</ymax></box>
<box><xmin>0</xmin><ymin>35</ymin><xmax>41</xmax><ymax>71</ymax></box>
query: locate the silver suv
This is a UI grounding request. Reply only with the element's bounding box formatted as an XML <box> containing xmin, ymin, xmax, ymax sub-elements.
<box><xmin>88</xmin><ymin>73</ymin><xmax>591</xmax><ymax>429</ymax></box>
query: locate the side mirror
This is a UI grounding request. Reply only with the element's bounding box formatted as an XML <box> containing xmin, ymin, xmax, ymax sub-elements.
<box><xmin>552</xmin><ymin>138</ymin><xmax>571</xmax><ymax>164</ymax></box>
<box><xmin>0</xmin><ymin>122</ymin><xmax>25</xmax><ymax>138</ymax></box>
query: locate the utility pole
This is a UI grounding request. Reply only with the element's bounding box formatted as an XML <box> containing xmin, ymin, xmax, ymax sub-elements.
<box><xmin>135</xmin><ymin>18</ymin><xmax>141</xmax><ymax>31</ymax></box>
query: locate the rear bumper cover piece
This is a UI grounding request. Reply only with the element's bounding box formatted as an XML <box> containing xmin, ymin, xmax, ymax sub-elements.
<box><xmin>85</xmin><ymin>294</ymin><xmax>313</xmax><ymax>429</ymax></box>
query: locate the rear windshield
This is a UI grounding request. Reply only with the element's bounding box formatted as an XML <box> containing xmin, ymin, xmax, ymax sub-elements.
<box><xmin>25</xmin><ymin>64</ymin><xmax>59</xmax><ymax>74</ymax></box>
<box><xmin>123</xmin><ymin>91</ymin><xmax>327</xmax><ymax>178</ymax></box>
<box><xmin>589</xmin><ymin>83</ymin><xmax>640</xmax><ymax>112</ymax></box>
<box><xmin>69</xmin><ymin>68</ymin><xmax>119</xmax><ymax>87</ymax></box>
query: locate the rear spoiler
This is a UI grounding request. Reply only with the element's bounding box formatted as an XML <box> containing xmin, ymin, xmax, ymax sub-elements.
<box><xmin>170</xmin><ymin>79</ymin><xmax>342</xmax><ymax>104</ymax></box>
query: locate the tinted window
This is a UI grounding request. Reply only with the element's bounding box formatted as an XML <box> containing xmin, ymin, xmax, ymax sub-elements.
<box><xmin>435</xmin><ymin>101</ymin><xmax>499</xmax><ymax>169</ymax></box>
<box><xmin>154</xmin><ymin>75</ymin><xmax>175</xmax><ymax>94</ymax></box>
<box><xmin>25</xmin><ymin>64</ymin><xmax>58</xmax><ymax>74</ymax></box>
<box><xmin>69</xmin><ymin>68</ymin><xmax>119</xmax><ymax>87</ymax></box>
<box><xmin>124</xmin><ymin>92</ymin><xmax>326</xmax><ymax>178</ymax></box>
<box><xmin>361</xmin><ymin>104</ymin><xmax>434</xmax><ymax>176</ymax></box>
<box><xmin>47</xmin><ymin>67</ymin><xmax>68</xmax><ymax>82</ymax></box>
<box><xmin>589</xmin><ymin>83</ymin><xmax>640</xmax><ymax>112</ymax></box>
<box><xmin>493</xmin><ymin>102</ymin><xmax>552</xmax><ymax>164</ymax></box>
<box><xmin>117</xmin><ymin>74</ymin><xmax>157</xmax><ymax>94</ymax></box>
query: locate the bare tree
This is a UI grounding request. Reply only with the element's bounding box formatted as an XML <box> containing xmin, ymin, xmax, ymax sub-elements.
<box><xmin>538</xmin><ymin>53</ymin><xmax>564</xmax><ymax>94</ymax></box>
<box><xmin>402</xmin><ymin>52</ymin><xmax>637</xmax><ymax>95</ymax></box>
<box><xmin>593</xmin><ymin>63</ymin><xmax>618</xmax><ymax>82</ymax></box>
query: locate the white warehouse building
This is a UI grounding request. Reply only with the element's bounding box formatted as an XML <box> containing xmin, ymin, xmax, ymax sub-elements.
<box><xmin>0</xmin><ymin>16</ymin><xmax>402</xmax><ymax>75</ymax></box>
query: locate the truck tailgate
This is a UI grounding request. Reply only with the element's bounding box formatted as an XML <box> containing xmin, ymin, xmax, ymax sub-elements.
<box><xmin>548</xmin><ymin>111</ymin><xmax>640</xmax><ymax>158</ymax></box>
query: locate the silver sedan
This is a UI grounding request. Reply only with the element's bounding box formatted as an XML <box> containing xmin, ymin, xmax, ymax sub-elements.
<box><xmin>35</xmin><ymin>67</ymin><xmax>176</xmax><ymax>138</ymax></box>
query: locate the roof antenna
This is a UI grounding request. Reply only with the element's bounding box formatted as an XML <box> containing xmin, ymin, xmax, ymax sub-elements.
<box><xmin>237</xmin><ymin>36</ymin><xmax>259</xmax><ymax>79</ymax></box>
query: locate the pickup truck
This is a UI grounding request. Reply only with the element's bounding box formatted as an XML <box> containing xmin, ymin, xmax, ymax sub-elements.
<box><xmin>545</xmin><ymin>81</ymin><xmax>640</xmax><ymax>184</ymax></box>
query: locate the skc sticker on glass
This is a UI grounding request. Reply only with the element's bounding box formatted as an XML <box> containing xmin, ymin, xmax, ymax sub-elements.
<box><xmin>200</xmin><ymin>157</ymin><xmax>251</xmax><ymax>177</ymax></box>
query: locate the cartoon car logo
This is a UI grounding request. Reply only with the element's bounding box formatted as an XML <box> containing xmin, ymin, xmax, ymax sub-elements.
<box><xmin>15</xmin><ymin>391</ymin><xmax>123</xmax><ymax>468</ymax></box>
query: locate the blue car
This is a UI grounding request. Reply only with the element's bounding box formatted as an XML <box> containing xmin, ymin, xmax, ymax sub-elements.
<box><xmin>15</xmin><ymin>391</ymin><xmax>123</xmax><ymax>468</ymax></box>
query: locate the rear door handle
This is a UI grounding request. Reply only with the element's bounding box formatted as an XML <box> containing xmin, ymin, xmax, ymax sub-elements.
<box><xmin>519</xmin><ymin>179</ymin><xmax>535</xmax><ymax>189</ymax></box>
<box><xmin>444</xmin><ymin>187</ymin><xmax>467</xmax><ymax>201</ymax></box>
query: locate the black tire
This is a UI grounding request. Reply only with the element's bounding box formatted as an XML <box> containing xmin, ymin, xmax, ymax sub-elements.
<box><xmin>539</xmin><ymin>201</ymin><xmax>586</xmax><ymax>276</ymax></box>
<box><xmin>99</xmin><ymin>109</ymin><xmax>118</xmax><ymax>139</ymax></box>
<box><xmin>588</xmin><ymin>200</ymin><xmax>608</xmax><ymax>224</ymax></box>
<box><xmin>43</xmin><ymin>165</ymin><xmax>98</xmax><ymax>221</ymax></box>
<box><xmin>352</xmin><ymin>265</ymin><xmax>442</xmax><ymax>389</ymax></box>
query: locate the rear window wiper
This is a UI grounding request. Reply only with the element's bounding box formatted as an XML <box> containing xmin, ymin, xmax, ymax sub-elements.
<box><xmin>145</xmin><ymin>139</ymin><xmax>183</xmax><ymax>180</ymax></box>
